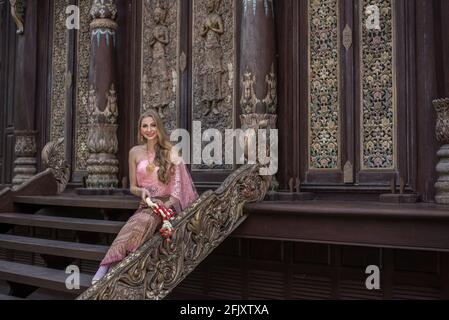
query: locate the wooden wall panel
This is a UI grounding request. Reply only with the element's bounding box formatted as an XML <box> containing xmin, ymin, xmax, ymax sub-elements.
<box><xmin>170</xmin><ymin>239</ymin><xmax>449</xmax><ymax>300</ymax></box>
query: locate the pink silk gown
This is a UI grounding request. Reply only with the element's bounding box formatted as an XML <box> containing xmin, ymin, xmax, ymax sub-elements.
<box><xmin>100</xmin><ymin>156</ymin><xmax>198</xmax><ymax>266</ymax></box>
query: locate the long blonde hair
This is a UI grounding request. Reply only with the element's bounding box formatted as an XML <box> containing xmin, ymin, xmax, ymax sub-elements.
<box><xmin>137</xmin><ymin>110</ymin><xmax>174</xmax><ymax>184</ymax></box>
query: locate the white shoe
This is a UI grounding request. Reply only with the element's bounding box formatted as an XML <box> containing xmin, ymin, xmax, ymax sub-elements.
<box><xmin>91</xmin><ymin>265</ymin><xmax>109</xmax><ymax>285</ymax></box>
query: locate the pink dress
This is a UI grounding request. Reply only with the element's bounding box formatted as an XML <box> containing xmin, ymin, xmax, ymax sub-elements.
<box><xmin>100</xmin><ymin>156</ymin><xmax>198</xmax><ymax>266</ymax></box>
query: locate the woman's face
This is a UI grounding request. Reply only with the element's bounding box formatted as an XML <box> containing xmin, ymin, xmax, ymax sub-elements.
<box><xmin>140</xmin><ymin>116</ymin><xmax>158</xmax><ymax>142</ymax></box>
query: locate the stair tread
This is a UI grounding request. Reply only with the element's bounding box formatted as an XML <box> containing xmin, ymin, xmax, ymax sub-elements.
<box><xmin>26</xmin><ymin>288</ymin><xmax>77</xmax><ymax>300</ymax></box>
<box><xmin>0</xmin><ymin>292</ymin><xmax>24</xmax><ymax>300</ymax></box>
<box><xmin>0</xmin><ymin>260</ymin><xmax>91</xmax><ymax>294</ymax></box>
<box><xmin>14</xmin><ymin>195</ymin><xmax>139</xmax><ymax>210</ymax></box>
<box><xmin>0</xmin><ymin>213</ymin><xmax>125</xmax><ymax>234</ymax></box>
<box><xmin>0</xmin><ymin>234</ymin><xmax>109</xmax><ymax>261</ymax></box>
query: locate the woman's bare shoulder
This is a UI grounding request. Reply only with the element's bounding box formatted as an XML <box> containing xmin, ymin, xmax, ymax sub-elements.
<box><xmin>129</xmin><ymin>145</ymin><xmax>144</xmax><ymax>157</ymax></box>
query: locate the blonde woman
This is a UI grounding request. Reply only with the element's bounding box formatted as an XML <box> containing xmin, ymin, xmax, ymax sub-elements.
<box><xmin>92</xmin><ymin>109</ymin><xmax>198</xmax><ymax>284</ymax></box>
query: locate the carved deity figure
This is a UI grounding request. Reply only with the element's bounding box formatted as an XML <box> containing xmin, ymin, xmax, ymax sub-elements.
<box><xmin>201</xmin><ymin>0</ymin><xmax>224</xmax><ymax>116</ymax></box>
<box><xmin>148</xmin><ymin>2</ymin><xmax>171</xmax><ymax>119</ymax></box>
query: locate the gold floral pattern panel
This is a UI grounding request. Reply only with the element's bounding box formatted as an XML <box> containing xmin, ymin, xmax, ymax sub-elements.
<box><xmin>74</xmin><ymin>0</ymin><xmax>92</xmax><ymax>171</ymax></box>
<box><xmin>308</xmin><ymin>0</ymin><xmax>341</xmax><ymax>170</ymax></box>
<box><xmin>360</xmin><ymin>0</ymin><xmax>396</xmax><ymax>170</ymax></box>
<box><xmin>141</xmin><ymin>0</ymin><xmax>179</xmax><ymax>133</ymax></box>
<box><xmin>50</xmin><ymin>0</ymin><xmax>70</xmax><ymax>142</ymax></box>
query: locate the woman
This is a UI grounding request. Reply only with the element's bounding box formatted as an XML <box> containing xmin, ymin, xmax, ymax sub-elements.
<box><xmin>92</xmin><ymin>109</ymin><xmax>198</xmax><ymax>284</ymax></box>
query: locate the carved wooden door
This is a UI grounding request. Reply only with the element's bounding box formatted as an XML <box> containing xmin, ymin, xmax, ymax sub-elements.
<box><xmin>299</xmin><ymin>0</ymin><xmax>413</xmax><ymax>192</ymax></box>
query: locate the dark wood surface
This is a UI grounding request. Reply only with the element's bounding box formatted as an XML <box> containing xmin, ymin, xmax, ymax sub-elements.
<box><xmin>0</xmin><ymin>234</ymin><xmax>109</xmax><ymax>261</ymax></box>
<box><xmin>13</xmin><ymin>194</ymin><xmax>139</xmax><ymax>210</ymax></box>
<box><xmin>0</xmin><ymin>260</ymin><xmax>91</xmax><ymax>294</ymax></box>
<box><xmin>0</xmin><ymin>170</ymin><xmax>58</xmax><ymax>213</ymax></box>
<box><xmin>239</xmin><ymin>201</ymin><xmax>449</xmax><ymax>252</ymax></box>
<box><xmin>0</xmin><ymin>213</ymin><xmax>124</xmax><ymax>234</ymax></box>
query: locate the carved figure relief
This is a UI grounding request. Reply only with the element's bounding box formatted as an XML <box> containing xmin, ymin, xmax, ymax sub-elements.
<box><xmin>201</xmin><ymin>0</ymin><xmax>225</xmax><ymax>116</ymax></box>
<box><xmin>262</xmin><ymin>63</ymin><xmax>277</xmax><ymax>114</ymax></box>
<box><xmin>141</xmin><ymin>0</ymin><xmax>177</xmax><ymax>133</ymax></box>
<box><xmin>240</xmin><ymin>68</ymin><xmax>259</xmax><ymax>114</ymax></box>
<box><xmin>192</xmin><ymin>0</ymin><xmax>234</xmax><ymax>170</ymax></box>
<box><xmin>87</xmin><ymin>84</ymin><xmax>118</xmax><ymax>125</ymax></box>
<box><xmin>144</xmin><ymin>1</ymin><xmax>171</xmax><ymax>119</ymax></box>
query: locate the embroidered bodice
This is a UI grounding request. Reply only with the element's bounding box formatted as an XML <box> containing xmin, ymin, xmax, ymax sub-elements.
<box><xmin>136</xmin><ymin>155</ymin><xmax>198</xmax><ymax>211</ymax></box>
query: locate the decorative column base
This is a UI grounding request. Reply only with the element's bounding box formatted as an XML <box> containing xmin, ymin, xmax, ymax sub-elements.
<box><xmin>86</xmin><ymin>154</ymin><xmax>119</xmax><ymax>189</ymax></box>
<box><xmin>12</xmin><ymin>131</ymin><xmax>37</xmax><ymax>186</ymax></box>
<box><xmin>240</xmin><ymin>113</ymin><xmax>279</xmax><ymax>192</ymax></box>
<box><xmin>435</xmin><ymin>144</ymin><xmax>449</xmax><ymax>204</ymax></box>
<box><xmin>85</xmin><ymin>123</ymin><xmax>119</xmax><ymax>189</ymax></box>
<box><xmin>434</xmin><ymin>98</ymin><xmax>449</xmax><ymax>204</ymax></box>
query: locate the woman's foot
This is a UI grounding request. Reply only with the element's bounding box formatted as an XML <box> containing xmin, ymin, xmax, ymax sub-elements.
<box><xmin>91</xmin><ymin>265</ymin><xmax>109</xmax><ymax>285</ymax></box>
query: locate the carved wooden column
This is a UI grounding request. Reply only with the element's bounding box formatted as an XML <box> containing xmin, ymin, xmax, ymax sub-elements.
<box><xmin>239</xmin><ymin>0</ymin><xmax>277</xmax><ymax>130</ymax></box>
<box><xmin>239</xmin><ymin>0</ymin><xmax>278</xmax><ymax>191</ymax></box>
<box><xmin>85</xmin><ymin>0</ymin><xmax>119</xmax><ymax>189</ymax></box>
<box><xmin>12</xmin><ymin>0</ymin><xmax>38</xmax><ymax>186</ymax></box>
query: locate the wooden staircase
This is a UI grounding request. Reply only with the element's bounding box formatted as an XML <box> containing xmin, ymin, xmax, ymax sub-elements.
<box><xmin>0</xmin><ymin>170</ymin><xmax>131</xmax><ymax>300</ymax></box>
<box><xmin>0</xmin><ymin>165</ymin><xmax>270</xmax><ymax>300</ymax></box>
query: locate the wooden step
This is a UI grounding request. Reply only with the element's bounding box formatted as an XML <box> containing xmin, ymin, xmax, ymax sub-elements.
<box><xmin>26</xmin><ymin>288</ymin><xmax>77</xmax><ymax>300</ymax></box>
<box><xmin>0</xmin><ymin>213</ymin><xmax>124</xmax><ymax>234</ymax></box>
<box><xmin>0</xmin><ymin>260</ymin><xmax>91</xmax><ymax>295</ymax></box>
<box><xmin>0</xmin><ymin>234</ymin><xmax>108</xmax><ymax>261</ymax></box>
<box><xmin>14</xmin><ymin>195</ymin><xmax>139</xmax><ymax>210</ymax></box>
<box><xmin>0</xmin><ymin>292</ymin><xmax>24</xmax><ymax>300</ymax></box>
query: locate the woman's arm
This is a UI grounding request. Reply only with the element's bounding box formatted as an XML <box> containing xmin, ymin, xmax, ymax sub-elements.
<box><xmin>129</xmin><ymin>147</ymin><xmax>149</xmax><ymax>201</ymax></box>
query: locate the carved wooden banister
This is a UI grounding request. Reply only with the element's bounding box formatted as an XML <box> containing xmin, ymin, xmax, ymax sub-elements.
<box><xmin>0</xmin><ymin>169</ymin><xmax>58</xmax><ymax>213</ymax></box>
<box><xmin>77</xmin><ymin>164</ymin><xmax>271</xmax><ymax>300</ymax></box>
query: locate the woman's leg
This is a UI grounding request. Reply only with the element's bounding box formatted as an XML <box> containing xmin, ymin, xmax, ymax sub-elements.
<box><xmin>92</xmin><ymin>209</ymin><xmax>161</xmax><ymax>285</ymax></box>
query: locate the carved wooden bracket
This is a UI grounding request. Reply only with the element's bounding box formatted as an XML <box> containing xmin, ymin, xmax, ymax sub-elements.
<box><xmin>77</xmin><ymin>164</ymin><xmax>271</xmax><ymax>300</ymax></box>
<box><xmin>41</xmin><ymin>138</ymin><xmax>70</xmax><ymax>194</ymax></box>
<box><xmin>9</xmin><ymin>0</ymin><xmax>25</xmax><ymax>34</ymax></box>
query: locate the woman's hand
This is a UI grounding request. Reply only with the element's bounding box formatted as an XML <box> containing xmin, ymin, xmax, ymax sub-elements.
<box><xmin>141</xmin><ymin>188</ymin><xmax>151</xmax><ymax>203</ymax></box>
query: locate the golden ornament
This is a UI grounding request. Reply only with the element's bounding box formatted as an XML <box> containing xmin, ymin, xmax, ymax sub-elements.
<box><xmin>146</xmin><ymin>162</ymin><xmax>156</xmax><ymax>173</ymax></box>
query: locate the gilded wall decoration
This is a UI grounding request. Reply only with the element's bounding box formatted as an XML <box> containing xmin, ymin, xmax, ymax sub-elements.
<box><xmin>50</xmin><ymin>0</ymin><xmax>70</xmax><ymax>143</ymax></box>
<box><xmin>75</xmin><ymin>0</ymin><xmax>92</xmax><ymax>171</ymax></box>
<box><xmin>141</xmin><ymin>0</ymin><xmax>178</xmax><ymax>133</ymax></box>
<box><xmin>192</xmin><ymin>0</ymin><xmax>235</xmax><ymax>170</ymax></box>
<box><xmin>360</xmin><ymin>0</ymin><xmax>395</xmax><ymax>170</ymax></box>
<box><xmin>308</xmin><ymin>0</ymin><xmax>341</xmax><ymax>170</ymax></box>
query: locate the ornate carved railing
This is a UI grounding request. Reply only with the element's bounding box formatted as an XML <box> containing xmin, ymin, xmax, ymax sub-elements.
<box><xmin>77</xmin><ymin>164</ymin><xmax>271</xmax><ymax>300</ymax></box>
<box><xmin>0</xmin><ymin>169</ymin><xmax>58</xmax><ymax>213</ymax></box>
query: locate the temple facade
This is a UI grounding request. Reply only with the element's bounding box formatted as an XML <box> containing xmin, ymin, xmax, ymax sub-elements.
<box><xmin>0</xmin><ymin>0</ymin><xmax>449</xmax><ymax>300</ymax></box>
